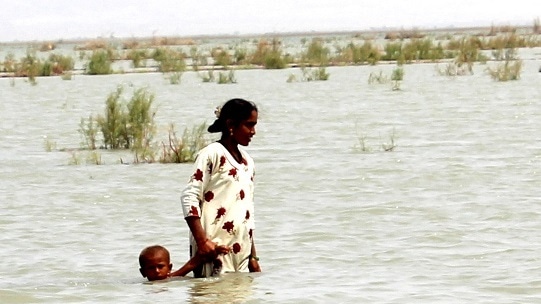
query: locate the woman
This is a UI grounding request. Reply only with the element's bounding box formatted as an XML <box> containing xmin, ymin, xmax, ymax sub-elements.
<box><xmin>180</xmin><ymin>98</ymin><xmax>261</xmax><ymax>277</ymax></box>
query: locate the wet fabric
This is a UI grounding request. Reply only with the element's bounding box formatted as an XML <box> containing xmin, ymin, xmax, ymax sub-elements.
<box><xmin>181</xmin><ymin>142</ymin><xmax>255</xmax><ymax>277</ymax></box>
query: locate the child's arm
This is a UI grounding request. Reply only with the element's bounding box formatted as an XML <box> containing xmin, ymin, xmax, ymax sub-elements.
<box><xmin>168</xmin><ymin>255</ymin><xmax>204</xmax><ymax>277</ymax></box>
<box><xmin>169</xmin><ymin>245</ymin><xmax>230</xmax><ymax>277</ymax></box>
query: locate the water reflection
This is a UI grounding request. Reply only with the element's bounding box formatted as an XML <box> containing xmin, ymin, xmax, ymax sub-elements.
<box><xmin>188</xmin><ymin>273</ymin><xmax>255</xmax><ymax>304</ymax></box>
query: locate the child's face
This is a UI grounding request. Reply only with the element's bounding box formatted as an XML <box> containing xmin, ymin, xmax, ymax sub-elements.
<box><xmin>139</xmin><ymin>251</ymin><xmax>172</xmax><ymax>281</ymax></box>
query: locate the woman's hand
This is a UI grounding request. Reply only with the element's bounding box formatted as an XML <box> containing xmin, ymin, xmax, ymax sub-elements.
<box><xmin>196</xmin><ymin>238</ymin><xmax>217</xmax><ymax>258</ymax></box>
<box><xmin>186</xmin><ymin>217</ymin><xmax>220</xmax><ymax>258</ymax></box>
<box><xmin>248</xmin><ymin>257</ymin><xmax>261</xmax><ymax>272</ymax></box>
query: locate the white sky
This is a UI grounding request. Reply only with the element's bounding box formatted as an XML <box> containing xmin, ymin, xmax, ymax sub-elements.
<box><xmin>0</xmin><ymin>0</ymin><xmax>538</xmax><ymax>42</ymax></box>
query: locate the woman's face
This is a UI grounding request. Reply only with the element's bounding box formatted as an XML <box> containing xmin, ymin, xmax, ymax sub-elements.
<box><xmin>232</xmin><ymin>110</ymin><xmax>258</xmax><ymax>146</ymax></box>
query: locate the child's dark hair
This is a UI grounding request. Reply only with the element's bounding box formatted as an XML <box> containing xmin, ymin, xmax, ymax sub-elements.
<box><xmin>139</xmin><ymin>245</ymin><xmax>170</xmax><ymax>267</ymax></box>
<box><xmin>208</xmin><ymin>98</ymin><xmax>258</xmax><ymax>133</ymax></box>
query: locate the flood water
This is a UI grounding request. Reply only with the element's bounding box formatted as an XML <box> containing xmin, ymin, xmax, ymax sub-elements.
<box><xmin>1</xmin><ymin>48</ymin><xmax>541</xmax><ymax>303</ymax></box>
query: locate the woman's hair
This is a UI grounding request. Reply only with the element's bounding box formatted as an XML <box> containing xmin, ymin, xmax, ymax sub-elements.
<box><xmin>208</xmin><ymin>98</ymin><xmax>258</xmax><ymax>133</ymax></box>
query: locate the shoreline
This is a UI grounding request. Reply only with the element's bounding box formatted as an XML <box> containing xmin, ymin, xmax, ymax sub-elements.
<box><xmin>0</xmin><ymin>24</ymin><xmax>534</xmax><ymax>46</ymax></box>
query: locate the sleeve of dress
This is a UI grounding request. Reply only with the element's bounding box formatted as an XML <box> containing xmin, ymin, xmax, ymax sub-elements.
<box><xmin>180</xmin><ymin>148</ymin><xmax>212</xmax><ymax>218</ymax></box>
<box><xmin>248</xmin><ymin>164</ymin><xmax>256</xmax><ymax>230</ymax></box>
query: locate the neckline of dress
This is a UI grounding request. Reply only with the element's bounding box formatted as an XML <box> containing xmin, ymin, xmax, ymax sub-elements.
<box><xmin>216</xmin><ymin>142</ymin><xmax>245</xmax><ymax>166</ymax></box>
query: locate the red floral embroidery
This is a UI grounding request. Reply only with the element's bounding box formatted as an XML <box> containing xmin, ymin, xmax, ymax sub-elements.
<box><xmin>193</xmin><ymin>169</ymin><xmax>203</xmax><ymax>182</ymax></box>
<box><xmin>216</xmin><ymin>207</ymin><xmax>226</xmax><ymax>220</ymax></box>
<box><xmin>229</xmin><ymin>168</ymin><xmax>237</xmax><ymax>178</ymax></box>
<box><xmin>232</xmin><ymin>243</ymin><xmax>241</xmax><ymax>254</ymax></box>
<box><xmin>189</xmin><ymin>206</ymin><xmax>199</xmax><ymax>217</ymax></box>
<box><xmin>204</xmin><ymin>191</ymin><xmax>214</xmax><ymax>202</ymax></box>
<box><xmin>245</xmin><ymin>210</ymin><xmax>250</xmax><ymax>220</ymax></box>
<box><xmin>222</xmin><ymin>221</ymin><xmax>234</xmax><ymax>233</ymax></box>
<box><xmin>213</xmin><ymin>207</ymin><xmax>226</xmax><ymax>224</ymax></box>
<box><xmin>239</xmin><ymin>189</ymin><xmax>245</xmax><ymax>200</ymax></box>
<box><xmin>220</xmin><ymin>156</ymin><xmax>226</xmax><ymax>167</ymax></box>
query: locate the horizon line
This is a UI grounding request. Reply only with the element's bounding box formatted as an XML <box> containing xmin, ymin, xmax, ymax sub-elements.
<box><xmin>0</xmin><ymin>22</ymin><xmax>535</xmax><ymax>45</ymax></box>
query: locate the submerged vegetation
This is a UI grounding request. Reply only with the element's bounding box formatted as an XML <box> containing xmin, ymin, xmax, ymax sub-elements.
<box><xmin>2</xmin><ymin>21</ymin><xmax>540</xmax><ymax>84</ymax></box>
<box><xmin>354</xmin><ymin>127</ymin><xmax>398</xmax><ymax>153</ymax></box>
<box><xmin>75</xmin><ymin>85</ymin><xmax>210</xmax><ymax>164</ymax></box>
<box><xmin>78</xmin><ymin>85</ymin><xmax>157</xmax><ymax>151</ymax></box>
<box><xmin>4</xmin><ymin>22</ymin><xmax>540</xmax><ymax>162</ymax></box>
<box><xmin>85</xmin><ymin>50</ymin><xmax>113</xmax><ymax>75</ymax></box>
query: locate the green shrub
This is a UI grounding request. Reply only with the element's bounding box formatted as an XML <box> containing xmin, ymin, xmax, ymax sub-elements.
<box><xmin>487</xmin><ymin>59</ymin><xmax>522</xmax><ymax>81</ymax></box>
<box><xmin>96</xmin><ymin>87</ymin><xmax>128</xmax><ymax>149</ymax></box>
<box><xmin>79</xmin><ymin>115</ymin><xmax>99</xmax><ymax>150</ymax></box>
<box><xmin>152</xmin><ymin>47</ymin><xmax>186</xmax><ymax>72</ymax></box>
<box><xmin>382</xmin><ymin>42</ymin><xmax>402</xmax><ymax>61</ymax></box>
<box><xmin>159</xmin><ymin>123</ymin><xmax>210</xmax><ymax>163</ymax></box>
<box><xmin>435</xmin><ymin>62</ymin><xmax>469</xmax><ymax>76</ymax></box>
<box><xmin>80</xmin><ymin>86</ymin><xmax>156</xmax><ymax>150</ymax></box>
<box><xmin>333</xmin><ymin>41</ymin><xmax>381</xmax><ymax>65</ymax></box>
<box><xmin>76</xmin><ymin>86</ymin><xmax>211</xmax><ymax>164</ymax></box>
<box><xmin>248</xmin><ymin>38</ymin><xmax>286</xmax><ymax>69</ymax></box>
<box><xmin>299</xmin><ymin>66</ymin><xmax>329</xmax><ymax>81</ymax></box>
<box><xmin>127</xmin><ymin>88</ymin><xmax>156</xmax><ymax>151</ymax></box>
<box><xmin>2</xmin><ymin>53</ymin><xmax>16</xmax><ymax>72</ymax></box>
<box><xmin>126</xmin><ymin>49</ymin><xmax>148</xmax><ymax>68</ymax></box>
<box><xmin>360</xmin><ymin>41</ymin><xmax>381</xmax><ymax>65</ymax></box>
<box><xmin>48</xmin><ymin>53</ymin><xmax>74</xmax><ymax>74</ymax></box>
<box><xmin>263</xmin><ymin>51</ymin><xmax>286</xmax><ymax>69</ymax></box>
<box><xmin>18</xmin><ymin>52</ymin><xmax>41</xmax><ymax>77</ymax></box>
<box><xmin>249</xmin><ymin>39</ymin><xmax>272</xmax><ymax>65</ymax></box>
<box><xmin>391</xmin><ymin>67</ymin><xmax>404</xmax><ymax>90</ymax></box>
<box><xmin>189</xmin><ymin>46</ymin><xmax>207</xmax><ymax>71</ymax></box>
<box><xmin>454</xmin><ymin>37</ymin><xmax>480</xmax><ymax>74</ymax></box>
<box><xmin>211</xmin><ymin>47</ymin><xmax>231</xmax><ymax>67</ymax></box>
<box><xmin>40</xmin><ymin>61</ymin><xmax>53</xmax><ymax>76</ymax></box>
<box><xmin>302</xmin><ymin>38</ymin><xmax>330</xmax><ymax>66</ymax></box>
<box><xmin>86</xmin><ymin>50</ymin><xmax>112</xmax><ymax>75</ymax></box>
<box><xmin>233</xmin><ymin>47</ymin><xmax>248</xmax><ymax>65</ymax></box>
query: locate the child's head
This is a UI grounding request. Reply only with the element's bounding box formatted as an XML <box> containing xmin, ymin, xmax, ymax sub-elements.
<box><xmin>139</xmin><ymin>245</ymin><xmax>172</xmax><ymax>281</ymax></box>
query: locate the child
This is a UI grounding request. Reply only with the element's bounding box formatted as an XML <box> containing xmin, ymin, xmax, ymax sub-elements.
<box><xmin>139</xmin><ymin>245</ymin><xmax>172</xmax><ymax>281</ymax></box>
<box><xmin>139</xmin><ymin>244</ymin><xmax>230</xmax><ymax>281</ymax></box>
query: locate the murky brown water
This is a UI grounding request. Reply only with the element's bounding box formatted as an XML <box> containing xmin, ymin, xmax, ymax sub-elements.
<box><xmin>1</xmin><ymin>49</ymin><xmax>541</xmax><ymax>303</ymax></box>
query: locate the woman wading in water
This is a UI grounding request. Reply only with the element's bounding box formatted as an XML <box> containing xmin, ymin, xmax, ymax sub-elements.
<box><xmin>180</xmin><ymin>98</ymin><xmax>261</xmax><ymax>277</ymax></box>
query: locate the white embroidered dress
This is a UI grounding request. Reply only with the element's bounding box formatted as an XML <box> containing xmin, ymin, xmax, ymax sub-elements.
<box><xmin>181</xmin><ymin>142</ymin><xmax>255</xmax><ymax>276</ymax></box>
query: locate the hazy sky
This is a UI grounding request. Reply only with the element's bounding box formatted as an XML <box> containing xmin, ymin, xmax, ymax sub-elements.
<box><xmin>1</xmin><ymin>0</ymin><xmax>538</xmax><ymax>42</ymax></box>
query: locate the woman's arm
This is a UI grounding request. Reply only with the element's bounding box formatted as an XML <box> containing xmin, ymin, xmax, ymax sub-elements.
<box><xmin>181</xmin><ymin>147</ymin><xmax>217</xmax><ymax>256</ymax></box>
<box><xmin>248</xmin><ymin>238</ymin><xmax>261</xmax><ymax>272</ymax></box>
<box><xmin>185</xmin><ymin>216</ymin><xmax>216</xmax><ymax>257</ymax></box>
